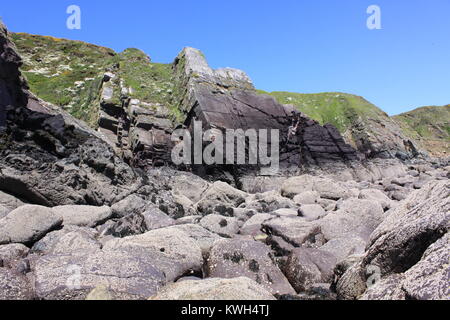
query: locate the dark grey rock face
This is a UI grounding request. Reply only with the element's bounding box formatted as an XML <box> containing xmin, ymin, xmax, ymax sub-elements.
<box><xmin>172</xmin><ymin>47</ymin><xmax>359</xmax><ymax>173</ymax></box>
<box><xmin>0</xmin><ymin>23</ymin><xmax>144</xmax><ymax>207</ymax></box>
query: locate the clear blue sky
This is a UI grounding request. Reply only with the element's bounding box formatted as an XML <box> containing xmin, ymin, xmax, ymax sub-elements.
<box><xmin>1</xmin><ymin>0</ymin><xmax>449</xmax><ymax>115</ymax></box>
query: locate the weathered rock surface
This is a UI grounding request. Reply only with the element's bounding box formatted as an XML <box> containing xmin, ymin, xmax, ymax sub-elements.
<box><xmin>298</xmin><ymin>204</ymin><xmax>326</xmax><ymax>221</ymax></box>
<box><xmin>30</xmin><ymin>226</ymin><xmax>98</xmax><ymax>255</ymax></box>
<box><xmin>206</xmin><ymin>239</ymin><xmax>296</xmax><ymax>296</ymax></box>
<box><xmin>0</xmin><ymin>191</ymin><xmax>24</xmax><ymax>219</ymax></box>
<box><xmin>0</xmin><ymin>22</ymin><xmax>144</xmax><ymax>207</ymax></box>
<box><xmin>284</xmin><ymin>248</ymin><xmax>337</xmax><ymax>292</ymax></box>
<box><xmin>0</xmin><ymin>243</ymin><xmax>29</xmax><ymax>267</ymax></box>
<box><xmin>241</xmin><ymin>191</ymin><xmax>296</xmax><ymax>213</ymax></box>
<box><xmin>318</xmin><ymin>199</ymin><xmax>384</xmax><ymax>241</ymax></box>
<box><xmin>196</xmin><ymin>182</ymin><xmax>247</xmax><ymax>216</ymax></box>
<box><xmin>0</xmin><ymin>268</ymin><xmax>35</xmax><ymax>300</ymax></box>
<box><xmin>200</xmin><ymin>214</ymin><xmax>240</xmax><ymax>238</ymax></box>
<box><xmin>0</xmin><ymin>205</ymin><xmax>62</xmax><ymax>245</ymax></box>
<box><xmin>52</xmin><ymin>205</ymin><xmax>112</xmax><ymax>228</ymax></box>
<box><xmin>164</xmin><ymin>224</ymin><xmax>222</xmax><ymax>257</ymax></box>
<box><xmin>103</xmin><ymin>227</ymin><xmax>203</xmax><ymax>281</ymax></box>
<box><xmin>262</xmin><ymin>216</ymin><xmax>321</xmax><ymax>247</ymax></box>
<box><xmin>150</xmin><ymin>277</ymin><xmax>276</xmax><ymax>300</ymax></box>
<box><xmin>335</xmin><ymin>180</ymin><xmax>449</xmax><ymax>300</ymax></box>
<box><xmin>33</xmin><ymin>247</ymin><xmax>166</xmax><ymax>300</ymax></box>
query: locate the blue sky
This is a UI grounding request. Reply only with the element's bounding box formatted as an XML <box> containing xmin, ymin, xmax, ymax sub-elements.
<box><xmin>1</xmin><ymin>0</ymin><xmax>449</xmax><ymax>115</ymax></box>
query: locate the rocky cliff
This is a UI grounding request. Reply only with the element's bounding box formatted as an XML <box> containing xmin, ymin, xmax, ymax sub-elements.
<box><xmin>0</xmin><ymin>23</ymin><xmax>182</xmax><ymax>217</ymax></box>
<box><xmin>1</xmin><ymin>23</ymin><xmax>448</xmax><ymax>301</ymax></box>
<box><xmin>11</xmin><ymin>32</ymin><xmax>427</xmax><ymax>177</ymax></box>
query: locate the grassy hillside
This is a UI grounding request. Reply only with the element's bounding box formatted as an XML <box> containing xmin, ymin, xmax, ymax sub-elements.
<box><xmin>11</xmin><ymin>33</ymin><xmax>183</xmax><ymax>125</ymax></box>
<box><xmin>11</xmin><ymin>33</ymin><xmax>118</xmax><ymax>126</ymax></box>
<box><xmin>393</xmin><ymin>105</ymin><xmax>450</xmax><ymax>157</ymax></box>
<box><xmin>257</xmin><ymin>91</ymin><xmax>388</xmax><ymax>133</ymax></box>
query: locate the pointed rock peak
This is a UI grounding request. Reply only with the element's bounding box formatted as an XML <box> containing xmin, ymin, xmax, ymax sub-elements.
<box><xmin>175</xmin><ymin>47</ymin><xmax>253</xmax><ymax>90</ymax></box>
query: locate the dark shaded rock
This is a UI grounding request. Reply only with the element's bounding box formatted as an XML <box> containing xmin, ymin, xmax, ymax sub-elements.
<box><xmin>172</xmin><ymin>47</ymin><xmax>359</xmax><ymax>175</ymax></box>
<box><xmin>0</xmin><ymin>23</ymin><xmax>144</xmax><ymax>207</ymax></box>
<box><xmin>103</xmin><ymin>204</ymin><xmax>175</xmax><ymax>237</ymax></box>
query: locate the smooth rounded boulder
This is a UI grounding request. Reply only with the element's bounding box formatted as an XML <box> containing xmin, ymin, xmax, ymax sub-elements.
<box><xmin>0</xmin><ymin>205</ymin><xmax>62</xmax><ymax>245</ymax></box>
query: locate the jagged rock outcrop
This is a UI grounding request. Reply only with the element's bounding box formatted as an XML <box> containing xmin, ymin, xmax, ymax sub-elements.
<box><xmin>13</xmin><ymin>32</ymin><xmax>360</xmax><ymax>174</ymax></box>
<box><xmin>172</xmin><ymin>48</ymin><xmax>359</xmax><ymax>173</ymax></box>
<box><xmin>0</xmin><ymin>22</ymin><xmax>145</xmax><ymax>206</ymax></box>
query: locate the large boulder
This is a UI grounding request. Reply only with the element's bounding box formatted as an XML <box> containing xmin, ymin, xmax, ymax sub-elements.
<box><xmin>206</xmin><ymin>239</ymin><xmax>296</xmax><ymax>296</ymax></box>
<box><xmin>0</xmin><ymin>191</ymin><xmax>24</xmax><ymax>219</ymax></box>
<box><xmin>200</xmin><ymin>214</ymin><xmax>240</xmax><ymax>238</ymax></box>
<box><xmin>335</xmin><ymin>181</ymin><xmax>449</xmax><ymax>300</ymax></box>
<box><xmin>320</xmin><ymin>235</ymin><xmax>366</xmax><ymax>263</ymax></box>
<box><xmin>32</xmin><ymin>247</ymin><xmax>166</xmax><ymax>300</ymax></box>
<box><xmin>42</xmin><ymin>228</ymin><xmax>101</xmax><ymax>255</ymax></box>
<box><xmin>358</xmin><ymin>189</ymin><xmax>393</xmax><ymax>211</ymax></box>
<box><xmin>104</xmin><ymin>204</ymin><xmax>175</xmax><ymax>238</ymax></box>
<box><xmin>284</xmin><ymin>248</ymin><xmax>337</xmax><ymax>292</ymax></box>
<box><xmin>317</xmin><ymin>199</ymin><xmax>384</xmax><ymax>241</ymax></box>
<box><xmin>0</xmin><ymin>205</ymin><xmax>62</xmax><ymax>245</ymax></box>
<box><xmin>262</xmin><ymin>216</ymin><xmax>321</xmax><ymax>247</ymax></box>
<box><xmin>52</xmin><ymin>205</ymin><xmax>112</xmax><ymax>228</ymax></box>
<box><xmin>240</xmin><ymin>213</ymin><xmax>273</xmax><ymax>237</ymax></box>
<box><xmin>110</xmin><ymin>194</ymin><xmax>148</xmax><ymax>218</ymax></box>
<box><xmin>150</xmin><ymin>277</ymin><xmax>276</xmax><ymax>300</ymax></box>
<box><xmin>241</xmin><ymin>191</ymin><xmax>296</xmax><ymax>213</ymax></box>
<box><xmin>195</xmin><ymin>182</ymin><xmax>247</xmax><ymax>216</ymax></box>
<box><xmin>103</xmin><ymin>227</ymin><xmax>203</xmax><ymax>281</ymax></box>
<box><xmin>163</xmin><ymin>224</ymin><xmax>222</xmax><ymax>257</ymax></box>
<box><xmin>281</xmin><ymin>175</ymin><xmax>354</xmax><ymax>200</ymax></box>
<box><xmin>31</xmin><ymin>226</ymin><xmax>98</xmax><ymax>255</ymax></box>
<box><xmin>363</xmin><ymin>181</ymin><xmax>449</xmax><ymax>275</ymax></box>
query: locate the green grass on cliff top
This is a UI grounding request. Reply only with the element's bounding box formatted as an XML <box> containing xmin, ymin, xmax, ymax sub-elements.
<box><xmin>11</xmin><ymin>32</ymin><xmax>117</xmax><ymax>126</ymax></box>
<box><xmin>258</xmin><ymin>90</ymin><xmax>387</xmax><ymax>132</ymax></box>
<box><xmin>393</xmin><ymin>105</ymin><xmax>450</xmax><ymax>140</ymax></box>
